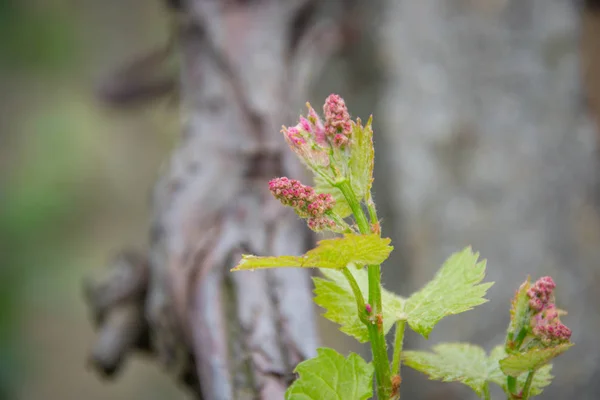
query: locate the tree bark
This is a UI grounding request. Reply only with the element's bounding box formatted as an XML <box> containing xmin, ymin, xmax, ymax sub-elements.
<box><xmin>380</xmin><ymin>1</ymin><xmax>600</xmax><ymax>398</ymax></box>
<box><xmin>85</xmin><ymin>1</ymin><xmax>356</xmax><ymax>399</ymax></box>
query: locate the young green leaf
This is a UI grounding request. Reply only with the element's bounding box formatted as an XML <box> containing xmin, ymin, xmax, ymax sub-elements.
<box><xmin>313</xmin><ymin>268</ymin><xmax>404</xmax><ymax>342</ymax></box>
<box><xmin>232</xmin><ymin>234</ymin><xmax>393</xmax><ymax>271</ymax></box>
<box><xmin>349</xmin><ymin>116</ymin><xmax>374</xmax><ymax>201</ymax></box>
<box><xmin>285</xmin><ymin>347</ymin><xmax>374</xmax><ymax>400</ymax></box>
<box><xmin>506</xmin><ymin>278</ymin><xmax>532</xmax><ymax>350</ymax></box>
<box><xmin>314</xmin><ymin>175</ymin><xmax>353</xmax><ymax>218</ymax></box>
<box><xmin>403</xmin><ymin>247</ymin><xmax>494</xmax><ymax>338</ymax></box>
<box><xmin>403</xmin><ymin>343</ymin><xmax>495</xmax><ymax>397</ymax></box>
<box><xmin>499</xmin><ymin>344</ymin><xmax>573</xmax><ymax>377</ymax></box>
<box><xmin>404</xmin><ymin>344</ymin><xmax>554</xmax><ymax>398</ymax></box>
<box><xmin>488</xmin><ymin>346</ymin><xmax>553</xmax><ymax>397</ymax></box>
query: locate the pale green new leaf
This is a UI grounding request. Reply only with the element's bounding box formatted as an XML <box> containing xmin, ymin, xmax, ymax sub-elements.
<box><xmin>506</xmin><ymin>278</ymin><xmax>532</xmax><ymax>348</ymax></box>
<box><xmin>232</xmin><ymin>234</ymin><xmax>392</xmax><ymax>271</ymax></box>
<box><xmin>349</xmin><ymin>116</ymin><xmax>374</xmax><ymax>201</ymax></box>
<box><xmin>499</xmin><ymin>344</ymin><xmax>572</xmax><ymax>377</ymax></box>
<box><xmin>403</xmin><ymin>344</ymin><xmax>553</xmax><ymax>398</ymax></box>
<box><xmin>315</xmin><ymin>174</ymin><xmax>353</xmax><ymax>218</ymax></box>
<box><xmin>403</xmin><ymin>343</ymin><xmax>495</xmax><ymax>397</ymax></box>
<box><xmin>285</xmin><ymin>347</ymin><xmax>374</xmax><ymax>400</ymax></box>
<box><xmin>313</xmin><ymin>268</ymin><xmax>404</xmax><ymax>342</ymax></box>
<box><xmin>489</xmin><ymin>346</ymin><xmax>553</xmax><ymax>396</ymax></box>
<box><xmin>403</xmin><ymin>247</ymin><xmax>494</xmax><ymax>338</ymax></box>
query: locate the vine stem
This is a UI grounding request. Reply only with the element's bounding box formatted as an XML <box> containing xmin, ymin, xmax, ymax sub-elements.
<box><xmin>507</xmin><ymin>376</ymin><xmax>517</xmax><ymax>397</ymax></box>
<box><xmin>391</xmin><ymin>320</ymin><xmax>406</xmax><ymax>377</ymax></box>
<box><xmin>341</xmin><ymin>267</ymin><xmax>369</xmax><ymax>324</ymax></box>
<box><xmin>483</xmin><ymin>383</ymin><xmax>491</xmax><ymax>400</ymax></box>
<box><xmin>366</xmin><ymin>191</ymin><xmax>378</xmax><ymax>227</ymax></box>
<box><xmin>506</xmin><ymin>326</ymin><xmax>528</xmax><ymax>398</ymax></box>
<box><xmin>521</xmin><ymin>370</ymin><xmax>536</xmax><ymax>399</ymax></box>
<box><xmin>336</xmin><ymin>179</ymin><xmax>392</xmax><ymax>400</ymax></box>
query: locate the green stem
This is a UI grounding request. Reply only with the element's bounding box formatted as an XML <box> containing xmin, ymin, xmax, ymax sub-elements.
<box><xmin>336</xmin><ymin>180</ymin><xmax>370</xmax><ymax>234</ymax></box>
<box><xmin>368</xmin><ymin>324</ymin><xmax>391</xmax><ymax>400</ymax></box>
<box><xmin>391</xmin><ymin>320</ymin><xmax>406</xmax><ymax>376</ymax></box>
<box><xmin>505</xmin><ymin>326</ymin><xmax>529</xmax><ymax>398</ymax></box>
<box><xmin>336</xmin><ymin>179</ymin><xmax>392</xmax><ymax>399</ymax></box>
<box><xmin>521</xmin><ymin>370</ymin><xmax>536</xmax><ymax>400</ymax></box>
<box><xmin>513</xmin><ymin>327</ymin><xmax>528</xmax><ymax>350</ymax></box>
<box><xmin>483</xmin><ymin>383</ymin><xmax>491</xmax><ymax>400</ymax></box>
<box><xmin>342</xmin><ymin>267</ymin><xmax>368</xmax><ymax>324</ymax></box>
<box><xmin>507</xmin><ymin>376</ymin><xmax>517</xmax><ymax>397</ymax></box>
<box><xmin>326</xmin><ymin>211</ymin><xmax>356</xmax><ymax>234</ymax></box>
<box><xmin>366</xmin><ymin>191</ymin><xmax>378</xmax><ymax>225</ymax></box>
<box><xmin>368</xmin><ymin>264</ymin><xmax>381</xmax><ymax>309</ymax></box>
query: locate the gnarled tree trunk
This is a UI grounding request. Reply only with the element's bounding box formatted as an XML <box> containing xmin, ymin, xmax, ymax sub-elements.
<box><xmin>85</xmin><ymin>1</ymin><xmax>354</xmax><ymax>399</ymax></box>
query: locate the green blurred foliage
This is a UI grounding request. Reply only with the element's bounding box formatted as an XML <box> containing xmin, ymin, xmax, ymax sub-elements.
<box><xmin>0</xmin><ymin>2</ymin><xmax>80</xmax><ymax>395</ymax></box>
<box><xmin>0</xmin><ymin>1</ymin><xmax>182</xmax><ymax>398</ymax></box>
<box><xmin>0</xmin><ymin>100</ymin><xmax>98</xmax><ymax>397</ymax></box>
<box><xmin>0</xmin><ymin>0</ymin><xmax>78</xmax><ymax>71</ymax></box>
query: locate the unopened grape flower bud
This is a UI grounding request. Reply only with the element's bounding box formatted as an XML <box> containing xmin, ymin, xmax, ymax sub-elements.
<box><xmin>532</xmin><ymin>317</ymin><xmax>572</xmax><ymax>345</ymax></box>
<box><xmin>307</xmin><ymin>216</ymin><xmax>337</xmax><ymax>232</ymax></box>
<box><xmin>323</xmin><ymin>94</ymin><xmax>352</xmax><ymax>147</ymax></box>
<box><xmin>269</xmin><ymin>177</ymin><xmax>337</xmax><ymax>232</ymax></box>
<box><xmin>526</xmin><ymin>276</ymin><xmax>571</xmax><ymax>345</ymax></box>
<box><xmin>306</xmin><ymin>104</ymin><xmax>328</xmax><ymax>146</ymax></box>
<box><xmin>284</xmin><ymin>126</ymin><xmax>306</xmax><ymax>147</ymax></box>
<box><xmin>527</xmin><ymin>276</ymin><xmax>556</xmax><ymax>312</ymax></box>
<box><xmin>281</xmin><ymin>110</ymin><xmax>329</xmax><ymax>168</ymax></box>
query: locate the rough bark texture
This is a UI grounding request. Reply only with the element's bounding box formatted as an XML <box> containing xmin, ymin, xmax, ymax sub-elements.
<box><xmin>84</xmin><ymin>1</ymin><xmax>354</xmax><ymax>399</ymax></box>
<box><xmin>380</xmin><ymin>1</ymin><xmax>600</xmax><ymax>398</ymax></box>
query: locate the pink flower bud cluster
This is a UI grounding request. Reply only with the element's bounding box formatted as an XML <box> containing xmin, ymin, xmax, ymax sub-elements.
<box><xmin>527</xmin><ymin>276</ymin><xmax>571</xmax><ymax>344</ymax></box>
<box><xmin>282</xmin><ymin>111</ymin><xmax>329</xmax><ymax>168</ymax></box>
<box><xmin>527</xmin><ymin>276</ymin><xmax>556</xmax><ymax>312</ymax></box>
<box><xmin>269</xmin><ymin>177</ymin><xmax>336</xmax><ymax>231</ymax></box>
<box><xmin>306</xmin><ymin>109</ymin><xmax>327</xmax><ymax>146</ymax></box>
<box><xmin>281</xmin><ymin>94</ymin><xmax>353</xmax><ymax>163</ymax></box>
<box><xmin>532</xmin><ymin>305</ymin><xmax>572</xmax><ymax>344</ymax></box>
<box><xmin>323</xmin><ymin>94</ymin><xmax>352</xmax><ymax>148</ymax></box>
<box><xmin>284</xmin><ymin>126</ymin><xmax>306</xmax><ymax>146</ymax></box>
<box><xmin>307</xmin><ymin>217</ymin><xmax>336</xmax><ymax>231</ymax></box>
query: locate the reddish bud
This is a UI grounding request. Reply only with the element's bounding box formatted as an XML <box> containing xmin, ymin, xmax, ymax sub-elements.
<box><xmin>527</xmin><ymin>276</ymin><xmax>556</xmax><ymax>311</ymax></box>
<box><xmin>333</xmin><ymin>134</ymin><xmax>349</xmax><ymax>148</ymax></box>
<box><xmin>323</xmin><ymin>94</ymin><xmax>352</xmax><ymax>147</ymax></box>
<box><xmin>269</xmin><ymin>177</ymin><xmax>336</xmax><ymax>231</ymax></box>
<box><xmin>305</xmin><ymin>103</ymin><xmax>328</xmax><ymax>146</ymax></box>
<box><xmin>281</xmin><ymin>114</ymin><xmax>329</xmax><ymax>168</ymax></box>
<box><xmin>391</xmin><ymin>375</ymin><xmax>402</xmax><ymax>398</ymax></box>
<box><xmin>375</xmin><ymin>313</ymin><xmax>384</xmax><ymax>330</ymax></box>
<box><xmin>526</xmin><ymin>276</ymin><xmax>571</xmax><ymax>345</ymax></box>
<box><xmin>299</xmin><ymin>116</ymin><xmax>312</xmax><ymax>132</ymax></box>
<box><xmin>307</xmin><ymin>216</ymin><xmax>337</xmax><ymax>232</ymax></box>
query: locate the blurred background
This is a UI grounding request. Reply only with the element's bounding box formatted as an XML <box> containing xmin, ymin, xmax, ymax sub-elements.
<box><xmin>0</xmin><ymin>1</ymin><xmax>182</xmax><ymax>399</ymax></box>
<box><xmin>2</xmin><ymin>0</ymin><xmax>600</xmax><ymax>399</ymax></box>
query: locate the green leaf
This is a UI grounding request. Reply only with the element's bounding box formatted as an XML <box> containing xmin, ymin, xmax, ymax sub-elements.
<box><xmin>499</xmin><ymin>344</ymin><xmax>573</xmax><ymax>377</ymax></box>
<box><xmin>349</xmin><ymin>116</ymin><xmax>374</xmax><ymax>201</ymax></box>
<box><xmin>314</xmin><ymin>174</ymin><xmax>353</xmax><ymax>218</ymax></box>
<box><xmin>506</xmin><ymin>278</ymin><xmax>532</xmax><ymax>350</ymax></box>
<box><xmin>403</xmin><ymin>343</ymin><xmax>496</xmax><ymax>397</ymax></box>
<box><xmin>285</xmin><ymin>347</ymin><xmax>374</xmax><ymax>400</ymax></box>
<box><xmin>488</xmin><ymin>346</ymin><xmax>553</xmax><ymax>396</ymax></box>
<box><xmin>403</xmin><ymin>247</ymin><xmax>494</xmax><ymax>338</ymax></box>
<box><xmin>313</xmin><ymin>268</ymin><xmax>404</xmax><ymax>342</ymax></box>
<box><xmin>232</xmin><ymin>234</ymin><xmax>393</xmax><ymax>271</ymax></box>
<box><xmin>403</xmin><ymin>344</ymin><xmax>554</xmax><ymax>398</ymax></box>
